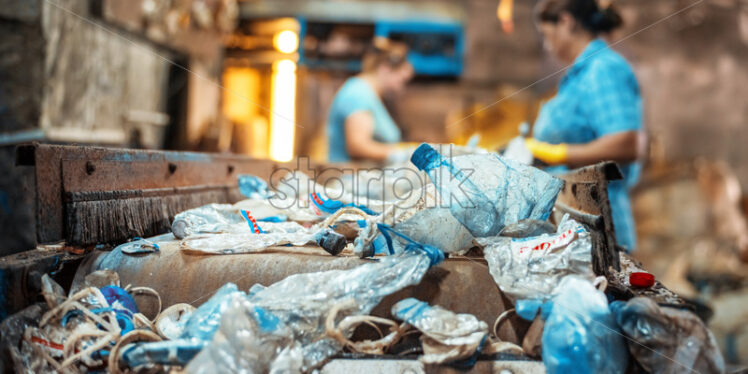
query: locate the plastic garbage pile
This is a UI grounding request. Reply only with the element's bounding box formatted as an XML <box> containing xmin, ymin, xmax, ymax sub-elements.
<box><xmin>3</xmin><ymin>271</ymin><xmax>166</xmax><ymax>373</ymax></box>
<box><xmin>187</xmin><ymin>244</ymin><xmax>443</xmax><ymax>373</ymax></box>
<box><xmin>4</xmin><ymin>240</ymin><xmax>447</xmax><ymax>373</ymax></box>
<box><xmin>353</xmin><ymin>143</ymin><xmax>564</xmax><ymax>257</ymax></box>
<box><xmin>1</xmin><ymin>143</ymin><xmax>729</xmax><ymax>374</ymax></box>
<box><xmin>168</xmin><ymin>143</ymin><xmax>564</xmax><ymax>259</ymax></box>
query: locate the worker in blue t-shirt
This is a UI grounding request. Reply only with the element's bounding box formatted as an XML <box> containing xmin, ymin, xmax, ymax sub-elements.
<box><xmin>327</xmin><ymin>39</ymin><xmax>414</xmax><ymax>163</ymax></box>
<box><xmin>525</xmin><ymin>0</ymin><xmax>645</xmax><ymax>252</ymax></box>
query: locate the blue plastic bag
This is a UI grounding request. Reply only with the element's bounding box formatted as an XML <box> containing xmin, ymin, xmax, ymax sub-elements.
<box><xmin>542</xmin><ymin>276</ymin><xmax>628</xmax><ymax>374</ymax></box>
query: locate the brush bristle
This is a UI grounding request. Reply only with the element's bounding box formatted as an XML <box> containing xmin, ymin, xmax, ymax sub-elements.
<box><xmin>65</xmin><ymin>189</ymin><xmax>237</xmax><ymax>245</ymax></box>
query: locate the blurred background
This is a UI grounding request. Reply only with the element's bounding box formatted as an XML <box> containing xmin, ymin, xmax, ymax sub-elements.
<box><xmin>1</xmin><ymin>0</ymin><xmax>747</xmax><ymax>365</ymax></box>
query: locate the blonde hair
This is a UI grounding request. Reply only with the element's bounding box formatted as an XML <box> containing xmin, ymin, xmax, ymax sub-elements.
<box><xmin>361</xmin><ymin>37</ymin><xmax>409</xmax><ymax>73</ymax></box>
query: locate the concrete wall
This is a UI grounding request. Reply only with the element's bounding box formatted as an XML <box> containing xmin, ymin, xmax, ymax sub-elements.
<box><xmin>0</xmin><ymin>0</ymin><xmax>175</xmax><ymax>146</ymax></box>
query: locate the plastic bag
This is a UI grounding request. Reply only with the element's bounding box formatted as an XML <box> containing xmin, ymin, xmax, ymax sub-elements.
<box><xmin>172</xmin><ymin>203</ymin><xmax>246</xmax><ymax>239</ymax></box>
<box><xmin>185</xmin><ymin>298</ymin><xmax>301</xmax><ymax>374</ymax></box>
<box><xmin>172</xmin><ymin>199</ymin><xmax>328</xmax><ymax>240</ymax></box>
<box><xmin>411</xmin><ymin>143</ymin><xmax>563</xmax><ymax>237</ymax></box>
<box><xmin>180</xmin><ymin>283</ymin><xmax>246</xmax><ymax>341</ymax></box>
<box><xmin>542</xmin><ymin>276</ymin><xmax>628</xmax><ymax>374</ymax></box>
<box><xmin>179</xmin><ymin>222</ymin><xmax>346</xmax><ymax>255</ymax></box>
<box><xmin>477</xmin><ymin>215</ymin><xmax>594</xmax><ymax>301</ymax></box>
<box><xmin>611</xmin><ymin>297</ymin><xmax>725</xmax><ymax>374</ymax></box>
<box><xmin>392</xmin><ymin>298</ymin><xmax>488</xmax><ymax>364</ymax></box>
<box><xmin>187</xmin><ymin>244</ymin><xmax>444</xmax><ymax>373</ymax></box>
<box><xmin>120</xmin><ymin>284</ymin><xmax>246</xmax><ymax>370</ymax></box>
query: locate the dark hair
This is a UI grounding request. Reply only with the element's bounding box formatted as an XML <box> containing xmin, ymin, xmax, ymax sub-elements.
<box><xmin>362</xmin><ymin>38</ymin><xmax>409</xmax><ymax>73</ymax></box>
<box><xmin>536</xmin><ymin>0</ymin><xmax>623</xmax><ymax>34</ymax></box>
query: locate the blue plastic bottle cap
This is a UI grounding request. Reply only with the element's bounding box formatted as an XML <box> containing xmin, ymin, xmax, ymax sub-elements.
<box><xmin>410</xmin><ymin>143</ymin><xmax>442</xmax><ymax>171</ymax></box>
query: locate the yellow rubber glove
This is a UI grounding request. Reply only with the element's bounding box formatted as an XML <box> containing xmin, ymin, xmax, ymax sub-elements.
<box><xmin>524</xmin><ymin>138</ymin><xmax>568</xmax><ymax>165</ymax></box>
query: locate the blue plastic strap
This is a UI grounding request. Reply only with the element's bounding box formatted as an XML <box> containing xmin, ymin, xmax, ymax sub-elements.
<box><xmin>310</xmin><ymin>193</ymin><xmax>377</xmax><ymax>215</ymax></box>
<box><xmin>131</xmin><ymin>237</ymin><xmax>159</xmax><ymax>251</ymax></box>
<box><xmin>257</xmin><ymin>215</ymin><xmax>287</xmax><ymax>223</ymax></box>
<box><xmin>240</xmin><ymin>209</ymin><xmax>265</xmax><ymax>234</ymax></box>
<box><xmin>376</xmin><ymin>223</ymin><xmax>444</xmax><ymax>267</ymax></box>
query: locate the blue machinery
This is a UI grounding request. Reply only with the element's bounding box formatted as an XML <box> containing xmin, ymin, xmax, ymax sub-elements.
<box><xmin>298</xmin><ymin>18</ymin><xmax>465</xmax><ymax>77</ymax></box>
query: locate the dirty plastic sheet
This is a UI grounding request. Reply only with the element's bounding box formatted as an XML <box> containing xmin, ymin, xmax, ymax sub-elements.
<box><xmin>173</xmin><ymin>197</ymin><xmax>379</xmax><ymax>240</ymax></box>
<box><xmin>392</xmin><ymin>298</ymin><xmax>488</xmax><ymax>364</ymax></box>
<box><xmin>542</xmin><ymin>276</ymin><xmax>628</xmax><ymax>374</ymax></box>
<box><xmin>172</xmin><ymin>199</ymin><xmax>328</xmax><ymax>239</ymax></box>
<box><xmin>411</xmin><ymin>143</ymin><xmax>563</xmax><ymax>237</ymax></box>
<box><xmin>477</xmin><ymin>215</ymin><xmax>594</xmax><ymax>301</ymax></box>
<box><xmin>179</xmin><ymin>221</ymin><xmax>340</xmax><ymax>254</ymax></box>
<box><xmin>187</xmin><ymin>246</ymin><xmax>443</xmax><ymax>373</ymax></box>
<box><xmin>611</xmin><ymin>297</ymin><xmax>725</xmax><ymax>374</ymax></box>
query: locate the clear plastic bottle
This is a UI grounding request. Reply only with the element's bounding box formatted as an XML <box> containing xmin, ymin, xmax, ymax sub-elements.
<box><xmin>410</xmin><ymin>143</ymin><xmax>563</xmax><ymax>237</ymax></box>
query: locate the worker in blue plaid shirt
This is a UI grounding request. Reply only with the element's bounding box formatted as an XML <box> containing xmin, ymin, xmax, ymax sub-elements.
<box><xmin>526</xmin><ymin>0</ymin><xmax>644</xmax><ymax>252</ymax></box>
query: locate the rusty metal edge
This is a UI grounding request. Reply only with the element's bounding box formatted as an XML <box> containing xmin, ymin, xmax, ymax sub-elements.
<box><xmin>14</xmin><ymin>143</ymin><xmax>306</xmax><ymax>245</ymax></box>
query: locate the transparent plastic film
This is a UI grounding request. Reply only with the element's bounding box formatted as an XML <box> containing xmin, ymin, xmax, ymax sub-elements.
<box><xmin>187</xmin><ymin>246</ymin><xmax>443</xmax><ymax>373</ymax></box>
<box><xmin>179</xmin><ymin>220</ymin><xmax>347</xmax><ymax>255</ymax></box>
<box><xmin>477</xmin><ymin>215</ymin><xmax>594</xmax><ymax>301</ymax></box>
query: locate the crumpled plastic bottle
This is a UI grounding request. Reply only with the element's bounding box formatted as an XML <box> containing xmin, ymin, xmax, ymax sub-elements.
<box><xmin>187</xmin><ymin>243</ymin><xmax>444</xmax><ymax>373</ymax></box>
<box><xmin>542</xmin><ymin>276</ymin><xmax>628</xmax><ymax>374</ymax></box>
<box><xmin>410</xmin><ymin>143</ymin><xmax>563</xmax><ymax>237</ymax></box>
<box><xmin>354</xmin><ymin>182</ymin><xmax>476</xmax><ymax>257</ymax></box>
<box><xmin>610</xmin><ymin>297</ymin><xmax>725</xmax><ymax>374</ymax></box>
<box><xmin>391</xmin><ymin>298</ymin><xmax>488</xmax><ymax>364</ymax></box>
<box><xmin>476</xmin><ymin>215</ymin><xmax>594</xmax><ymax>301</ymax></box>
<box><xmin>394</xmin><ymin>207</ymin><xmax>475</xmax><ymax>256</ymax></box>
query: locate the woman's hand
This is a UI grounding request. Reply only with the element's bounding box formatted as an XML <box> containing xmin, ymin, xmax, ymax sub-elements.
<box><xmin>526</xmin><ymin>130</ymin><xmax>641</xmax><ymax>167</ymax></box>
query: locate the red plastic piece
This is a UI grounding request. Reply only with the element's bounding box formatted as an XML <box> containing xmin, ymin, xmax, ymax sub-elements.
<box><xmin>629</xmin><ymin>272</ymin><xmax>655</xmax><ymax>288</ymax></box>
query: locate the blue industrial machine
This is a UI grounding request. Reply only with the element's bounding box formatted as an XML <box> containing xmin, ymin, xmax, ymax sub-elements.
<box><xmin>298</xmin><ymin>18</ymin><xmax>464</xmax><ymax>77</ymax></box>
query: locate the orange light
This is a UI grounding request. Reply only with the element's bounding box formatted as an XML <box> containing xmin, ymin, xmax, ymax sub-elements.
<box><xmin>497</xmin><ymin>0</ymin><xmax>514</xmax><ymax>34</ymax></box>
<box><xmin>268</xmin><ymin>59</ymin><xmax>297</xmax><ymax>162</ymax></box>
<box><xmin>273</xmin><ymin>30</ymin><xmax>299</xmax><ymax>54</ymax></box>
